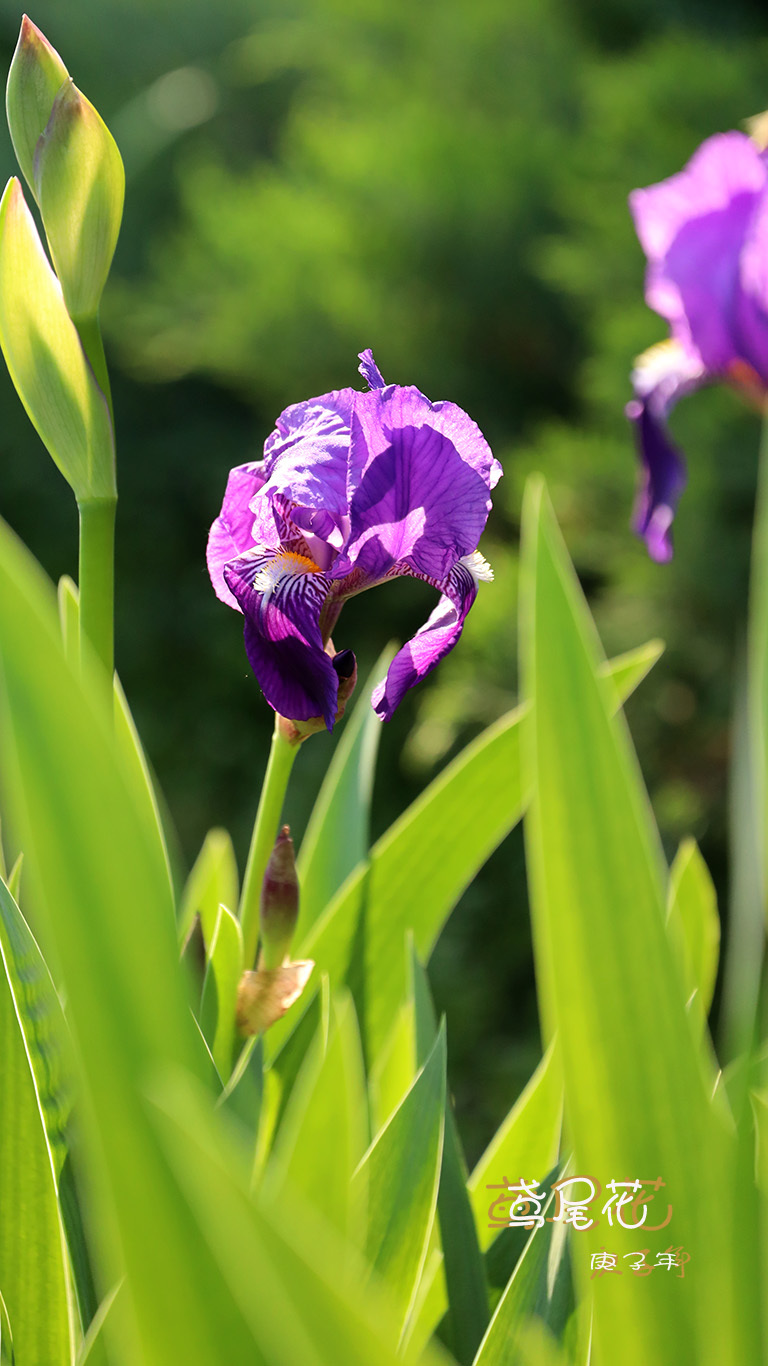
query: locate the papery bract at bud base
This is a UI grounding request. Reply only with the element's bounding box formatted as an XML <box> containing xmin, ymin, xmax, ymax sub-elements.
<box><xmin>628</xmin><ymin>131</ymin><xmax>768</xmax><ymax>560</ymax></box>
<box><xmin>6</xmin><ymin>15</ymin><xmax>68</xmax><ymax>198</ymax></box>
<box><xmin>208</xmin><ymin>351</ymin><xmax>501</xmax><ymax>729</ymax></box>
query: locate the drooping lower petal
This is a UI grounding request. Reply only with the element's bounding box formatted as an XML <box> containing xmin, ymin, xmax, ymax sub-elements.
<box><xmin>626</xmin><ymin>340</ymin><xmax>705</xmax><ymax>562</ymax></box>
<box><xmin>223</xmin><ymin>549</ymin><xmax>338</xmax><ymax>728</ymax></box>
<box><xmin>344</xmin><ymin>385</ymin><xmax>500</xmax><ymax>584</ymax></box>
<box><xmin>207</xmin><ymin>462</ymin><xmax>267</xmax><ymax>608</ymax></box>
<box><xmin>371</xmin><ymin>552</ymin><xmax>492</xmax><ymax>721</ymax></box>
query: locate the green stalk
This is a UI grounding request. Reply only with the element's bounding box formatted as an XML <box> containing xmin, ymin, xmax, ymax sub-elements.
<box><xmin>239</xmin><ymin>721</ymin><xmax>298</xmax><ymax>970</ymax></box>
<box><xmin>722</xmin><ymin>409</ymin><xmax>768</xmax><ymax>1060</ymax></box>
<box><xmin>78</xmin><ymin>497</ymin><xmax>116</xmax><ymax>681</ymax></box>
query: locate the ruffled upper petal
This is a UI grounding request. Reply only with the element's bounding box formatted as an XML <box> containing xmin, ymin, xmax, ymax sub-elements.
<box><xmin>207</xmin><ymin>462</ymin><xmax>268</xmax><ymax>609</ymax></box>
<box><xmin>343</xmin><ymin>384</ymin><xmax>500</xmax><ymax>584</ymax></box>
<box><xmin>262</xmin><ymin>390</ymin><xmax>355</xmax><ymax>515</ymax></box>
<box><xmin>630</xmin><ymin>132</ymin><xmax>768</xmax><ymax>373</ymax></box>
<box><xmin>223</xmin><ymin>549</ymin><xmax>338</xmax><ymax>729</ymax></box>
<box><xmin>626</xmin><ymin>340</ymin><xmax>706</xmax><ymax>562</ymax></box>
<box><xmin>358</xmin><ymin>348</ymin><xmax>386</xmax><ymax>390</ymax></box>
<box><xmin>371</xmin><ymin>553</ymin><xmax>491</xmax><ymax>721</ymax></box>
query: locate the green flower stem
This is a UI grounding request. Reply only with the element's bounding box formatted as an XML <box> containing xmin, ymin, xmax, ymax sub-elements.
<box><xmin>78</xmin><ymin>496</ymin><xmax>116</xmax><ymax>683</ymax></box>
<box><xmin>239</xmin><ymin>721</ymin><xmax>298</xmax><ymax>970</ymax></box>
<box><xmin>722</xmin><ymin>408</ymin><xmax>768</xmax><ymax>1061</ymax></box>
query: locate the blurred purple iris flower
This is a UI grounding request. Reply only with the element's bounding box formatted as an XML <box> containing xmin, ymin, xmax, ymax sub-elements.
<box><xmin>628</xmin><ymin>130</ymin><xmax>768</xmax><ymax>561</ymax></box>
<box><xmin>207</xmin><ymin>351</ymin><xmax>501</xmax><ymax>729</ymax></box>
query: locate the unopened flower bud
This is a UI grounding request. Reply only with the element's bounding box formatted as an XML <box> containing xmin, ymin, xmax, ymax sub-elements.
<box><xmin>259</xmin><ymin>825</ymin><xmax>299</xmax><ymax>969</ymax></box>
<box><xmin>34</xmin><ymin>79</ymin><xmax>124</xmax><ymax>321</ymax></box>
<box><xmin>6</xmin><ymin>16</ymin><xmax>69</xmax><ymax>198</ymax></box>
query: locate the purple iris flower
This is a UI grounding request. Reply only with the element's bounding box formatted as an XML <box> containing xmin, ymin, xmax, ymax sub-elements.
<box><xmin>207</xmin><ymin>351</ymin><xmax>501</xmax><ymax>729</ymax></box>
<box><xmin>628</xmin><ymin>130</ymin><xmax>768</xmax><ymax>561</ymax></box>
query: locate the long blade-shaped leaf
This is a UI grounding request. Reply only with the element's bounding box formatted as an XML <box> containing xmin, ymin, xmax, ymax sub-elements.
<box><xmin>519</xmin><ymin>478</ymin><xmax>749</xmax><ymax>1366</ymax></box>
<box><xmin>410</xmin><ymin>946</ymin><xmax>489</xmax><ymax>1365</ymax></box>
<box><xmin>0</xmin><ymin>878</ymin><xmax>71</xmax><ymax>1364</ymax></box>
<box><xmin>355</xmin><ymin>1025</ymin><xmax>446</xmax><ymax>1336</ymax></box>
<box><xmin>270</xmin><ymin>640</ymin><xmax>662</xmax><ymax>1069</ymax></box>
<box><xmin>297</xmin><ymin>647</ymin><xmax>392</xmax><ymax>938</ymax></box>
<box><xmin>0</xmin><ymin>515</ymin><xmax>275</xmax><ymax>1361</ymax></box>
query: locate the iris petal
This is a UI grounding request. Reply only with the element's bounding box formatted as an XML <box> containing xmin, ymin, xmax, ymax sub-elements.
<box><xmin>206</xmin><ymin>462</ymin><xmax>267</xmax><ymax>608</ymax></box>
<box><xmin>344</xmin><ymin>386</ymin><xmax>498</xmax><ymax>583</ymax></box>
<box><xmin>223</xmin><ymin>550</ymin><xmax>338</xmax><ymax>729</ymax></box>
<box><xmin>626</xmin><ymin>340</ymin><xmax>705</xmax><ymax>562</ymax></box>
<box><xmin>372</xmin><ymin>554</ymin><xmax>489</xmax><ymax>721</ymax></box>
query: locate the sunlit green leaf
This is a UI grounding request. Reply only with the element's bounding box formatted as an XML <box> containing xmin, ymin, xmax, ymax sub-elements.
<box><xmin>199</xmin><ymin>902</ymin><xmax>243</xmax><ymax>1078</ymax></box>
<box><xmin>667</xmin><ymin>839</ymin><xmax>720</xmax><ymax>1017</ymax></box>
<box><xmin>179</xmin><ymin>827</ymin><xmax>239</xmax><ymax>943</ymax></box>
<box><xmin>519</xmin><ymin>477</ymin><xmax>750</xmax><ymax>1366</ymax></box>
<box><xmin>355</xmin><ymin>1024</ymin><xmax>446</xmax><ymax>1336</ymax></box>
<box><xmin>473</xmin><ymin>1193</ymin><xmax>572</xmax><ymax>1366</ymax></box>
<box><xmin>0</xmin><ymin>878</ymin><xmax>71</xmax><ymax>1364</ymax></box>
<box><xmin>264</xmin><ymin>990</ymin><xmax>368</xmax><ymax>1246</ymax></box>
<box><xmin>270</xmin><ymin>637</ymin><xmax>663</xmax><ymax>1069</ymax></box>
<box><xmin>147</xmin><ymin>1068</ymin><xmax>452</xmax><ymax>1366</ymax></box>
<box><xmin>409</xmin><ymin>947</ymin><xmax>489</xmax><ymax>1365</ymax></box>
<box><xmin>297</xmin><ymin>646</ymin><xmax>392</xmax><ymax>938</ymax></box>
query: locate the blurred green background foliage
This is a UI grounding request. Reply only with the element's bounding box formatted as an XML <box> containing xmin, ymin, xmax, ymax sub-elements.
<box><xmin>0</xmin><ymin>0</ymin><xmax>766</xmax><ymax>1158</ymax></box>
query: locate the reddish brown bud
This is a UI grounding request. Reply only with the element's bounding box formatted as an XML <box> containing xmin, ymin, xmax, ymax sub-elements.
<box><xmin>259</xmin><ymin>825</ymin><xmax>299</xmax><ymax>968</ymax></box>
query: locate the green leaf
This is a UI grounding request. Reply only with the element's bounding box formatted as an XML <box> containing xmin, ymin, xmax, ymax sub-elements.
<box><xmin>58</xmin><ymin>572</ymin><xmax>80</xmax><ymax>668</ymax></box>
<box><xmin>667</xmin><ymin>838</ymin><xmax>720</xmax><ymax>1016</ymax></box>
<box><xmin>368</xmin><ymin>1001</ymin><xmax>417</xmax><ymax>1135</ymax></box>
<box><xmin>178</xmin><ymin>827</ymin><xmax>239</xmax><ymax>944</ymax></box>
<box><xmin>468</xmin><ymin>1045</ymin><xmax>562</xmax><ymax>1253</ymax></box>
<box><xmin>0</xmin><ymin>1287</ymin><xmax>14</xmax><ymax>1364</ymax></box>
<box><xmin>0</xmin><ymin>878</ymin><xmax>71</xmax><ymax>1364</ymax></box>
<box><xmin>519</xmin><ymin>477</ymin><xmax>750</xmax><ymax>1366</ymax></box>
<box><xmin>270</xmin><ymin>636</ymin><xmax>663</xmax><ymax>1069</ymax></box>
<box><xmin>410</xmin><ymin>1045</ymin><xmax>563</xmax><ymax>1357</ymax></box>
<box><xmin>0</xmin><ymin>514</ymin><xmax>256</xmax><ymax>1361</ymax></box>
<box><xmin>264</xmin><ymin>990</ymin><xmax>368</xmax><ymax>1246</ymax></box>
<box><xmin>6</xmin><ymin>16</ymin><xmax>69</xmax><ymax>196</ymax></box>
<box><xmin>354</xmin><ymin>1024</ymin><xmax>446</xmax><ymax>1337</ymax></box>
<box><xmin>410</xmin><ymin>950</ymin><xmax>490</xmax><ymax>1365</ymax></box>
<box><xmin>199</xmin><ymin>902</ymin><xmax>243</xmax><ymax>1079</ymax></box>
<box><xmin>76</xmin><ymin>1285</ymin><xmax>119</xmax><ymax>1366</ymax></box>
<box><xmin>58</xmin><ymin>572</ymin><xmax>176</xmax><ymax>913</ymax></box>
<box><xmin>596</xmin><ymin>637</ymin><xmax>664</xmax><ymax>700</ymax></box>
<box><xmin>0</xmin><ymin>178</ymin><xmax>115</xmax><ymax>500</ymax></box>
<box><xmin>473</xmin><ymin>1195</ymin><xmax>572</xmax><ymax>1366</ymax></box>
<box><xmin>274</xmin><ymin>705</ymin><xmax>528</xmax><ymax>1067</ymax></box>
<box><xmin>146</xmin><ymin>1069</ymin><xmax>452</xmax><ymax>1366</ymax></box>
<box><xmin>297</xmin><ymin>646</ymin><xmax>392</xmax><ymax>938</ymax></box>
<box><xmin>35</xmin><ymin>79</ymin><xmax>125</xmax><ymax>321</ymax></box>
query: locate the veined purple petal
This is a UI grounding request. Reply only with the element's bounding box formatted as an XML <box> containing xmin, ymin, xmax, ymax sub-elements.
<box><xmin>207</xmin><ymin>462</ymin><xmax>269</xmax><ymax>609</ymax></box>
<box><xmin>372</xmin><ymin>552</ymin><xmax>492</xmax><ymax>721</ymax></box>
<box><xmin>262</xmin><ymin>390</ymin><xmax>354</xmax><ymax>516</ymax></box>
<box><xmin>223</xmin><ymin>549</ymin><xmax>338</xmax><ymax>729</ymax></box>
<box><xmin>626</xmin><ymin>341</ymin><xmax>704</xmax><ymax>562</ymax></box>
<box><xmin>630</xmin><ymin>133</ymin><xmax>768</xmax><ymax>372</ymax></box>
<box><xmin>344</xmin><ymin>385</ymin><xmax>499</xmax><ymax>583</ymax></box>
<box><xmin>358</xmin><ymin>349</ymin><xmax>386</xmax><ymax>390</ymax></box>
<box><xmin>734</xmin><ymin>190</ymin><xmax>768</xmax><ymax>383</ymax></box>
